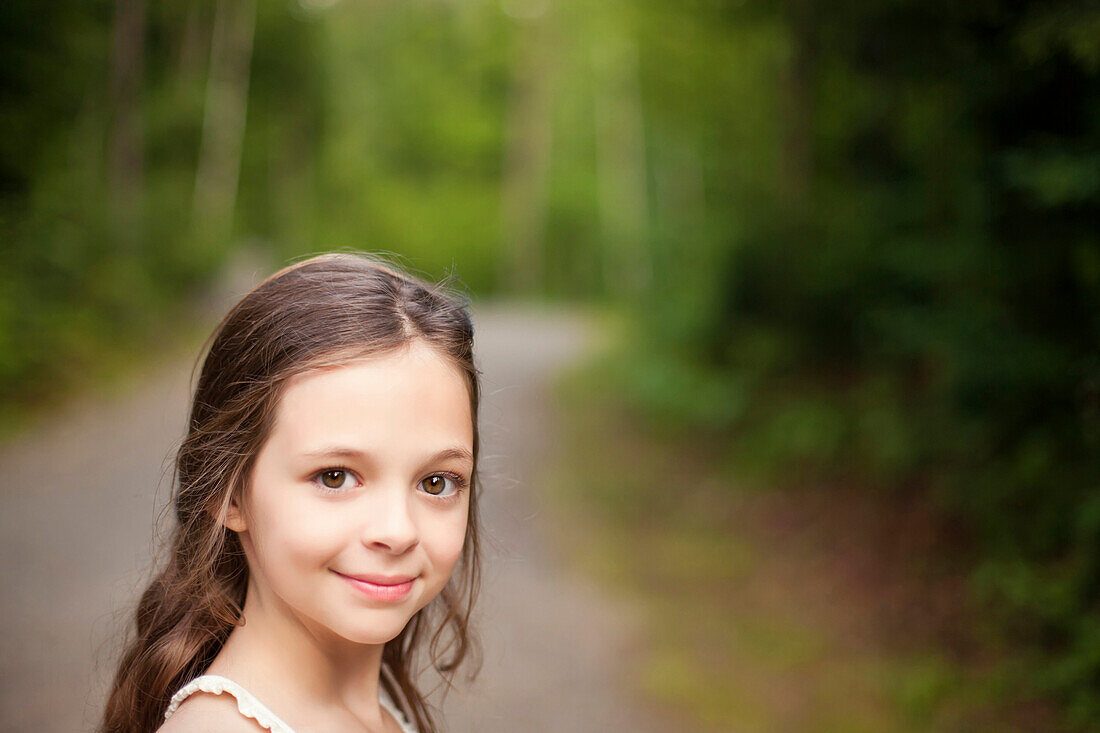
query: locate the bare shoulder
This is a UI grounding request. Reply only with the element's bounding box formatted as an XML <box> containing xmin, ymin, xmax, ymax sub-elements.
<box><xmin>157</xmin><ymin>692</ymin><xmax>268</xmax><ymax>732</ymax></box>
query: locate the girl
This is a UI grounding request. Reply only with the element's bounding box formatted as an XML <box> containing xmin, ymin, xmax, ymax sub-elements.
<box><xmin>101</xmin><ymin>254</ymin><xmax>481</xmax><ymax>733</ymax></box>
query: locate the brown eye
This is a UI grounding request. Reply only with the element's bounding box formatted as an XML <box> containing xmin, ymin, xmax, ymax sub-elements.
<box><xmin>320</xmin><ymin>470</ymin><xmax>348</xmax><ymax>490</ymax></box>
<box><xmin>420</xmin><ymin>475</ymin><xmax>451</xmax><ymax>496</ymax></box>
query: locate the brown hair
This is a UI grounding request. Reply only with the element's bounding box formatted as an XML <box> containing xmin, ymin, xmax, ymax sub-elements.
<box><xmin>101</xmin><ymin>253</ymin><xmax>481</xmax><ymax>732</ymax></box>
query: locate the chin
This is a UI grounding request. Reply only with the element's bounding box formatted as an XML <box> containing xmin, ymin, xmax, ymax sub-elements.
<box><xmin>333</xmin><ymin>612</ymin><xmax>418</xmax><ymax>646</ymax></box>
<box><xmin>340</xmin><ymin>628</ymin><xmax>405</xmax><ymax>646</ymax></box>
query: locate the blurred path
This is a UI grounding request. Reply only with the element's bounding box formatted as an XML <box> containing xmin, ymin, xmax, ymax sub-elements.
<box><xmin>432</xmin><ymin>307</ymin><xmax>665</xmax><ymax>732</ymax></box>
<box><xmin>0</xmin><ymin>303</ymin><xmax>665</xmax><ymax>732</ymax></box>
<box><xmin>0</xmin><ymin>354</ymin><xmax>194</xmax><ymax>732</ymax></box>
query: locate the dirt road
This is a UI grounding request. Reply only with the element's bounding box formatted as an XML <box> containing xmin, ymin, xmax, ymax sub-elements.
<box><xmin>0</xmin><ymin>304</ymin><xmax>666</xmax><ymax>732</ymax></box>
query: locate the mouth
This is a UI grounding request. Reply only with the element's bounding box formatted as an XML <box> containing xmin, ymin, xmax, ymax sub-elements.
<box><xmin>332</xmin><ymin>570</ymin><xmax>417</xmax><ymax>602</ymax></box>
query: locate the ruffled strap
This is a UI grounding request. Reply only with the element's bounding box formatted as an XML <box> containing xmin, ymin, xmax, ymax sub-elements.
<box><xmin>165</xmin><ymin>674</ymin><xmax>418</xmax><ymax>733</ymax></box>
<box><xmin>164</xmin><ymin>675</ymin><xmax>295</xmax><ymax>732</ymax></box>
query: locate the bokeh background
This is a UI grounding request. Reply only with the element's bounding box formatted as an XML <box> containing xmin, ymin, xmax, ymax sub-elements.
<box><xmin>1</xmin><ymin>0</ymin><xmax>1099</xmax><ymax>731</ymax></box>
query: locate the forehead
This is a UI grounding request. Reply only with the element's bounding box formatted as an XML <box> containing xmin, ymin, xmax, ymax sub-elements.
<box><xmin>269</xmin><ymin>342</ymin><xmax>473</xmax><ymax>451</ymax></box>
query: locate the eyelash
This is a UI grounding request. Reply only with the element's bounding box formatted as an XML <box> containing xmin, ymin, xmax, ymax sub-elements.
<box><xmin>311</xmin><ymin>467</ymin><xmax>469</xmax><ymax>500</ymax></box>
<box><xmin>313</xmin><ymin>466</ymin><xmax>361</xmax><ymax>493</ymax></box>
<box><xmin>421</xmin><ymin>471</ymin><xmax>468</xmax><ymax>501</ymax></box>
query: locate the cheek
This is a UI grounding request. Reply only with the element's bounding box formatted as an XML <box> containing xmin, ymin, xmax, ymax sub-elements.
<box><xmin>423</xmin><ymin>509</ymin><xmax>469</xmax><ymax>576</ymax></box>
<box><xmin>249</xmin><ymin>499</ymin><xmax>346</xmax><ymax>574</ymax></box>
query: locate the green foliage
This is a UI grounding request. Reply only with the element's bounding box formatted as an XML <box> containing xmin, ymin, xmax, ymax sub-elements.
<box><xmin>307</xmin><ymin>0</ymin><xmax>509</xmax><ymax>292</ymax></box>
<box><xmin>3</xmin><ymin>0</ymin><xmax>1099</xmax><ymax>722</ymax></box>
<box><xmin>581</xmin><ymin>0</ymin><xmax>1100</xmax><ymax>722</ymax></box>
<box><xmin>0</xmin><ymin>0</ymin><xmax>510</xmax><ymax>419</ymax></box>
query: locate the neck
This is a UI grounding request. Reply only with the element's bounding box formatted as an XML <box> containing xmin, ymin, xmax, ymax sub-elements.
<box><xmin>207</xmin><ymin>575</ymin><xmax>393</xmax><ymax>729</ymax></box>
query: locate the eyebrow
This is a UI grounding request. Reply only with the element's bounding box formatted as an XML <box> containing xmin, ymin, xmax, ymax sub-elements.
<box><xmin>302</xmin><ymin>445</ymin><xmax>474</xmax><ymax>466</ymax></box>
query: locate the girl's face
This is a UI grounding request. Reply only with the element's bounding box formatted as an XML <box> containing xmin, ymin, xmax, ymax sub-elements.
<box><xmin>227</xmin><ymin>341</ymin><xmax>473</xmax><ymax>646</ymax></box>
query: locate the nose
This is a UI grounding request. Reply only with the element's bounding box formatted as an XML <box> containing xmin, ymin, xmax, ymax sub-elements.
<box><xmin>361</xmin><ymin>486</ymin><xmax>419</xmax><ymax>556</ymax></box>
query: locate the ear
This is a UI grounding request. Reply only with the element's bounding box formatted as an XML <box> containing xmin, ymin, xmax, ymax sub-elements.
<box><xmin>223</xmin><ymin>494</ymin><xmax>248</xmax><ymax>533</ymax></box>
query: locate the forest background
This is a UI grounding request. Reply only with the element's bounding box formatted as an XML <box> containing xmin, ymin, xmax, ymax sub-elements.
<box><xmin>1</xmin><ymin>0</ymin><xmax>1098</xmax><ymax>729</ymax></box>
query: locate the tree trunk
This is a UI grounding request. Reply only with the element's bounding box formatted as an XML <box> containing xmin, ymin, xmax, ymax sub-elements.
<box><xmin>592</xmin><ymin>34</ymin><xmax>650</xmax><ymax>298</ymax></box>
<box><xmin>108</xmin><ymin>0</ymin><xmax>145</xmax><ymax>243</ymax></box>
<box><xmin>501</xmin><ymin>9</ymin><xmax>554</xmax><ymax>294</ymax></box>
<box><xmin>780</xmin><ymin>0</ymin><xmax>816</xmax><ymax>211</ymax></box>
<box><xmin>193</xmin><ymin>0</ymin><xmax>256</xmax><ymax>251</ymax></box>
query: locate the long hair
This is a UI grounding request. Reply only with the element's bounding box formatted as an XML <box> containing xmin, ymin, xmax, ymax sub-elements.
<box><xmin>101</xmin><ymin>253</ymin><xmax>481</xmax><ymax>732</ymax></box>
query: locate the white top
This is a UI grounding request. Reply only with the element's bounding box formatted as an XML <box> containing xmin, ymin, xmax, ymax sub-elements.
<box><xmin>163</xmin><ymin>674</ymin><xmax>417</xmax><ymax>733</ymax></box>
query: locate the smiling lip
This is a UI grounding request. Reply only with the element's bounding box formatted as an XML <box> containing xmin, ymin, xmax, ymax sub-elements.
<box><xmin>334</xmin><ymin>571</ymin><xmax>416</xmax><ymax>602</ymax></box>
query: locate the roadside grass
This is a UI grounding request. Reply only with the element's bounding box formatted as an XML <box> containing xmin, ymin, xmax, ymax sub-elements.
<box><xmin>0</xmin><ymin>305</ymin><xmax>214</xmax><ymax>443</ymax></box>
<box><xmin>543</xmin><ymin>354</ymin><xmax>1065</xmax><ymax>732</ymax></box>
